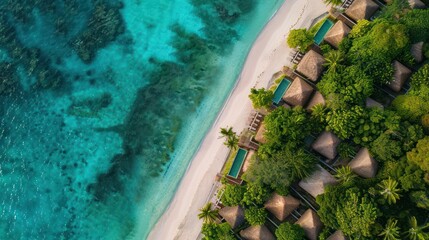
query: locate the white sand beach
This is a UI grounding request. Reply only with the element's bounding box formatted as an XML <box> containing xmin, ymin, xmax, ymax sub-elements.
<box><xmin>148</xmin><ymin>0</ymin><xmax>328</xmax><ymax>239</ymax></box>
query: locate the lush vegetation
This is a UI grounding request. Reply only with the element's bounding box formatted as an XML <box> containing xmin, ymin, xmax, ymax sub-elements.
<box><xmin>275</xmin><ymin>222</ymin><xmax>306</xmax><ymax>240</ymax></box>
<box><xmin>201</xmin><ymin>2</ymin><xmax>429</xmax><ymax>239</ymax></box>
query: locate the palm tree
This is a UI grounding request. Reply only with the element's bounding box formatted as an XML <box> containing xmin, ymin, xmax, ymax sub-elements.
<box><xmin>224</xmin><ymin>135</ymin><xmax>239</xmax><ymax>150</ymax></box>
<box><xmin>335</xmin><ymin>166</ymin><xmax>356</xmax><ymax>184</ymax></box>
<box><xmin>379</xmin><ymin>219</ymin><xmax>401</xmax><ymax>240</ymax></box>
<box><xmin>323</xmin><ymin>0</ymin><xmax>344</xmax><ymax>6</ymax></box>
<box><xmin>324</xmin><ymin>50</ymin><xmax>345</xmax><ymax>73</ymax></box>
<box><xmin>198</xmin><ymin>202</ymin><xmax>219</xmax><ymax>224</ymax></box>
<box><xmin>220</xmin><ymin>126</ymin><xmax>235</xmax><ymax>139</ymax></box>
<box><xmin>378</xmin><ymin>178</ymin><xmax>401</xmax><ymax>205</ymax></box>
<box><xmin>406</xmin><ymin>216</ymin><xmax>429</xmax><ymax>240</ymax></box>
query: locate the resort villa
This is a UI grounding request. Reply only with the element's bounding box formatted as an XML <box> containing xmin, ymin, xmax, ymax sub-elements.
<box><xmin>196</xmin><ymin>1</ymin><xmax>429</xmax><ymax>240</ymax></box>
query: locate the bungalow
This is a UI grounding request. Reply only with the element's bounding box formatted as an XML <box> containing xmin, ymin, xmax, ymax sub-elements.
<box><xmin>296</xmin><ymin>209</ymin><xmax>323</xmax><ymax>240</ymax></box>
<box><xmin>324</xmin><ymin>21</ymin><xmax>351</xmax><ymax>49</ymax></box>
<box><xmin>411</xmin><ymin>42</ymin><xmax>424</xmax><ymax>63</ymax></box>
<box><xmin>365</xmin><ymin>98</ymin><xmax>383</xmax><ymax>109</ymax></box>
<box><xmin>254</xmin><ymin>122</ymin><xmax>267</xmax><ymax>144</ymax></box>
<box><xmin>219</xmin><ymin>206</ymin><xmax>245</xmax><ymax>229</ymax></box>
<box><xmin>282</xmin><ymin>77</ymin><xmax>314</xmax><ymax>106</ymax></box>
<box><xmin>327</xmin><ymin>230</ymin><xmax>347</xmax><ymax>240</ymax></box>
<box><xmin>388</xmin><ymin>61</ymin><xmax>412</xmax><ymax>92</ymax></box>
<box><xmin>240</xmin><ymin>225</ymin><xmax>275</xmax><ymax>240</ymax></box>
<box><xmin>298</xmin><ymin>165</ymin><xmax>337</xmax><ymax>198</ymax></box>
<box><xmin>311</xmin><ymin>131</ymin><xmax>341</xmax><ymax>160</ymax></box>
<box><xmin>306</xmin><ymin>91</ymin><xmax>325</xmax><ymax>111</ymax></box>
<box><xmin>296</xmin><ymin>50</ymin><xmax>326</xmax><ymax>82</ymax></box>
<box><xmin>348</xmin><ymin>148</ymin><xmax>378</xmax><ymax>178</ymax></box>
<box><xmin>264</xmin><ymin>193</ymin><xmax>300</xmax><ymax>221</ymax></box>
<box><xmin>345</xmin><ymin>0</ymin><xmax>379</xmax><ymax>22</ymax></box>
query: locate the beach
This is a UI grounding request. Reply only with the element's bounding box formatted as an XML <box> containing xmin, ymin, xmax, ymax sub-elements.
<box><xmin>148</xmin><ymin>0</ymin><xmax>328</xmax><ymax>239</ymax></box>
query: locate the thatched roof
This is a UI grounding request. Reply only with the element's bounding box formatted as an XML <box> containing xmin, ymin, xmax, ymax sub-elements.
<box><xmin>345</xmin><ymin>0</ymin><xmax>379</xmax><ymax>21</ymax></box>
<box><xmin>409</xmin><ymin>0</ymin><xmax>426</xmax><ymax>8</ymax></box>
<box><xmin>264</xmin><ymin>193</ymin><xmax>300</xmax><ymax>221</ymax></box>
<box><xmin>240</xmin><ymin>225</ymin><xmax>275</xmax><ymax>240</ymax></box>
<box><xmin>296</xmin><ymin>209</ymin><xmax>323</xmax><ymax>240</ymax></box>
<box><xmin>311</xmin><ymin>131</ymin><xmax>341</xmax><ymax>160</ymax></box>
<box><xmin>298</xmin><ymin>165</ymin><xmax>337</xmax><ymax>198</ymax></box>
<box><xmin>282</xmin><ymin>77</ymin><xmax>314</xmax><ymax>106</ymax></box>
<box><xmin>388</xmin><ymin>61</ymin><xmax>412</xmax><ymax>92</ymax></box>
<box><xmin>324</xmin><ymin>21</ymin><xmax>351</xmax><ymax>48</ymax></box>
<box><xmin>348</xmin><ymin>148</ymin><xmax>378</xmax><ymax>178</ymax></box>
<box><xmin>296</xmin><ymin>50</ymin><xmax>326</xmax><ymax>82</ymax></box>
<box><xmin>306</xmin><ymin>91</ymin><xmax>325</xmax><ymax>111</ymax></box>
<box><xmin>255</xmin><ymin>122</ymin><xmax>267</xmax><ymax>144</ymax></box>
<box><xmin>219</xmin><ymin>206</ymin><xmax>245</xmax><ymax>229</ymax></box>
<box><xmin>327</xmin><ymin>230</ymin><xmax>347</xmax><ymax>240</ymax></box>
<box><xmin>242</xmin><ymin>150</ymin><xmax>255</xmax><ymax>173</ymax></box>
<box><xmin>365</xmin><ymin>98</ymin><xmax>383</xmax><ymax>109</ymax></box>
<box><xmin>411</xmin><ymin>42</ymin><xmax>424</xmax><ymax>63</ymax></box>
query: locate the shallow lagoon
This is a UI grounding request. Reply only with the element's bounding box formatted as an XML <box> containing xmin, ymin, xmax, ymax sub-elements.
<box><xmin>0</xmin><ymin>0</ymin><xmax>283</xmax><ymax>238</ymax></box>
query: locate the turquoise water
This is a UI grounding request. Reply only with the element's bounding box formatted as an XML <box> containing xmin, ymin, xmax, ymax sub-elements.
<box><xmin>272</xmin><ymin>78</ymin><xmax>292</xmax><ymax>104</ymax></box>
<box><xmin>227</xmin><ymin>148</ymin><xmax>248</xmax><ymax>178</ymax></box>
<box><xmin>0</xmin><ymin>0</ymin><xmax>284</xmax><ymax>239</ymax></box>
<box><xmin>314</xmin><ymin>19</ymin><xmax>334</xmax><ymax>45</ymax></box>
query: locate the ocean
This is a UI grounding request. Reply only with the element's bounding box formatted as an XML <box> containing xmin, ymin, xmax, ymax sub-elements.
<box><xmin>0</xmin><ymin>0</ymin><xmax>283</xmax><ymax>239</ymax></box>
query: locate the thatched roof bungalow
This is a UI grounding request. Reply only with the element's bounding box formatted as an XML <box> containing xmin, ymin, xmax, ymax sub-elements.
<box><xmin>254</xmin><ymin>122</ymin><xmax>267</xmax><ymax>144</ymax></box>
<box><xmin>306</xmin><ymin>91</ymin><xmax>325</xmax><ymax>111</ymax></box>
<box><xmin>409</xmin><ymin>0</ymin><xmax>426</xmax><ymax>8</ymax></box>
<box><xmin>348</xmin><ymin>148</ymin><xmax>378</xmax><ymax>178</ymax></box>
<box><xmin>296</xmin><ymin>209</ymin><xmax>323</xmax><ymax>240</ymax></box>
<box><xmin>242</xmin><ymin>150</ymin><xmax>255</xmax><ymax>173</ymax></box>
<box><xmin>311</xmin><ymin>131</ymin><xmax>341</xmax><ymax>160</ymax></box>
<box><xmin>298</xmin><ymin>165</ymin><xmax>337</xmax><ymax>198</ymax></box>
<box><xmin>327</xmin><ymin>230</ymin><xmax>347</xmax><ymax>240</ymax></box>
<box><xmin>264</xmin><ymin>193</ymin><xmax>300</xmax><ymax>221</ymax></box>
<box><xmin>240</xmin><ymin>225</ymin><xmax>275</xmax><ymax>240</ymax></box>
<box><xmin>324</xmin><ymin>21</ymin><xmax>351</xmax><ymax>49</ymax></box>
<box><xmin>345</xmin><ymin>0</ymin><xmax>379</xmax><ymax>22</ymax></box>
<box><xmin>388</xmin><ymin>61</ymin><xmax>412</xmax><ymax>92</ymax></box>
<box><xmin>411</xmin><ymin>42</ymin><xmax>424</xmax><ymax>63</ymax></box>
<box><xmin>219</xmin><ymin>206</ymin><xmax>245</xmax><ymax>229</ymax></box>
<box><xmin>365</xmin><ymin>98</ymin><xmax>383</xmax><ymax>109</ymax></box>
<box><xmin>282</xmin><ymin>77</ymin><xmax>314</xmax><ymax>106</ymax></box>
<box><xmin>296</xmin><ymin>50</ymin><xmax>326</xmax><ymax>82</ymax></box>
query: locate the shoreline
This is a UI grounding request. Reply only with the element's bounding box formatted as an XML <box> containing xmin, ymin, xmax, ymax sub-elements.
<box><xmin>148</xmin><ymin>1</ymin><xmax>328</xmax><ymax>239</ymax></box>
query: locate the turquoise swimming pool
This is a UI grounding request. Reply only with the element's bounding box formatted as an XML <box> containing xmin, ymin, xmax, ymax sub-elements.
<box><xmin>314</xmin><ymin>19</ymin><xmax>334</xmax><ymax>45</ymax></box>
<box><xmin>272</xmin><ymin>78</ymin><xmax>292</xmax><ymax>104</ymax></box>
<box><xmin>227</xmin><ymin>148</ymin><xmax>248</xmax><ymax>179</ymax></box>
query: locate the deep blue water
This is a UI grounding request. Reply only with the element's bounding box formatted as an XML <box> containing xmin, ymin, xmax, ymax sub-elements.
<box><xmin>0</xmin><ymin>0</ymin><xmax>283</xmax><ymax>239</ymax></box>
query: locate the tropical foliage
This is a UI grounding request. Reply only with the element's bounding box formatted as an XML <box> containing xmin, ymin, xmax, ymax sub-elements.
<box><xmin>275</xmin><ymin>222</ymin><xmax>306</xmax><ymax>240</ymax></box>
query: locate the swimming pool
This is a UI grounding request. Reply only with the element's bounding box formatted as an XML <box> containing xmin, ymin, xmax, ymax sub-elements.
<box><xmin>227</xmin><ymin>148</ymin><xmax>248</xmax><ymax>179</ymax></box>
<box><xmin>314</xmin><ymin>19</ymin><xmax>334</xmax><ymax>45</ymax></box>
<box><xmin>272</xmin><ymin>78</ymin><xmax>292</xmax><ymax>104</ymax></box>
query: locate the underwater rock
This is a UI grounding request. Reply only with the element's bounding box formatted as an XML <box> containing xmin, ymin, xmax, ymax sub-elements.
<box><xmin>72</xmin><ymin>2</ymin><xmax>125</xmax><ymax>63</ymax></box>
<box><xmin>0</xmin><ymin>62</ymin><xmax>19</xmax><ymax>95</ymax></box>
<box><xmin>67</xmin><ymin>92</ymin><xmax>113</xmax><ymax>118</ymax></box>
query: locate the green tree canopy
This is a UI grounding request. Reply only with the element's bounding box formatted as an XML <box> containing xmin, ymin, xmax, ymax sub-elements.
<box><xmin>275</xmin><ymin>222</ymin><xmax>306</xmax><ymax>240</ymax></box>
<box><xmin>317</xmin><ymin>186</ymin><xmax>380</xmax><ymax>238</ymax></box>
<box><xmin>244</xmin><ymin>207</ymin><xmax>267</xmax><ymax>225</ymax></box>
<box><xmin>400</xmin><ymin>9</ymin><xmax>429</xmax><ymax>43</ymax></box>
<box><xmin>378</xmin><ymin>218</ymin><xmax>401</xmax><ymax>240</ymax></box>
<box><xmin>198</xmin><ymin>202</ymin><xmax>219</xmax><ymax>223</ymax></box>
<box><xmin>392</xmin><ymin>95</ymin><xmax>429</xmax><ymax>123</ymax></box>
<box><xmin>241</xmin><ymin>183</ymin><xmax>270</xmax><ymax>206</ymax></box>
<box><xmin>221</xmin><ymin>184</ymin><xmax>245</xmax><ymax>206</ymax></box>
<box><xmin>201</xmin><ymin>223</ymin><xmax>236</xmax><ymax>240</ymax></box>
<box><xmin>262</xmin><ymin>106</ymin><xmax>315</xmax><ymax>151</ymax></box>
<box><xmin>286</xmin><ymin>28</ymin><xmax>313</xmax><ymax>51</ymax></box>
<box><xmin>243</xmin><ymin>148</ymin><xmax>316</xmax><ymax>195</ymax></box>
<box><xmin>249</xmin><ymin>88</ymin><xmax>273</xmax><ymax>109</ymax></box>
<box><xmin>407</xmin><ymin>136</ymin><xmax>429</xmax><ymax>172</ymax></box>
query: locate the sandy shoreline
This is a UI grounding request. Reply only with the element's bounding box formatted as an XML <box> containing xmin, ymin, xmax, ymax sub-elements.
<box><xmin>148</xmin><ymin>1</ymin><xmax>328</xmax><ymax>239</ymax></box>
